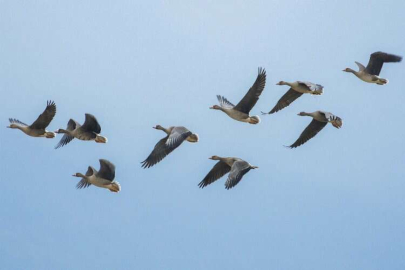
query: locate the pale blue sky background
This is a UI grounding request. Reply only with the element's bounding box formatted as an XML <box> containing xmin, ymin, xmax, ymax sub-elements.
<box><xmin>1</xmin><ymin>0</ymin><xmax>405</xmax><ymax>269</ymax></box>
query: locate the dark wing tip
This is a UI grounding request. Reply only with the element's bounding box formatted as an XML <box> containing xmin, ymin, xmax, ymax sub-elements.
<box><xmin>140</xmin><ymin>160</ymin><xmax>153</xmax><ymax>169</ymax></box>
<box><xmin>197</xmin><ymin>181</ymin><xmax>207</xmax><ymax>189</ymax></box>
<box><xmin>258</xmin><ymin>67</ymin><xmax>266</xmax><ymax>75</ymax></box>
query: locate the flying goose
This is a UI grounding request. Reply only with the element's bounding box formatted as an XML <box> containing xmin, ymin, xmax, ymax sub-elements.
<box><xmin>7</xmin><ymin>100</ymin><xmax>56</xmax><ymax>138</ymax></box>
<box><xmin>262</xmin><ymin>81</ymin><xmax>323</xmax><ymax>114</ymax></box>
<box><xmin>343</xmin><ymin>51</ymin><xmax>402</xmax><ymax>85</ymax></box>
<box><xmin>141</xmin><ymin>125</ymin><xmax>199</xmax><ymax>168</ymax></box>
<box><xmin>210</xmin><ymin>68</ymin><xmax>266</xmax><ymax>124</ymax></box>
<box><xmin>288</xmin><ymin>111</ymin><xmax>342</xmax><ymax>148</ymax></box>
<box><xmin>54</xmin><ymin>113</ymin><xmax>107</xmax><ymax>149</ymax></box>
<box><xmin>198</xmin><ymin>156</ymin><xmax>258</xmax><ymax>189</ymax></box>
<box><xmin>73</xmin><ymin>159</ymin><xmax>120</xmax><ymax>192</ymax></box>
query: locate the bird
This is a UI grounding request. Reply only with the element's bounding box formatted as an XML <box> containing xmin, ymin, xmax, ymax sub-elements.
<box><xmin>262</xmin><ymin>81</ymin><xmax>323</xmax><ymax>114</ymax></box>
<box><xmin>73</xmin><ymin>159</ymin><xmax>120</xmax><ymax>192</ymax></box>
<box><xmin>210</xmin><ymin>67</ymin><xmax>266</xmax><ymax>124</ymax></box>
<box><xmin>141</xmin><ymin>125</ymin><xmax>199</xmax><ymax>168</ymax></box>
<box><xmin>198</xmin><ymin>156</ymin><xmax>258</xmax><ymax>189</ymax></box>
<box><xmin>343</xmin><ymin>51</ymin><xmax>402</xmax><ymax>85</ymax></box>
<box><xmin>7</xmin><ymin>100</ymin><xmax>57</xmax><ymax>138</ymax></box>
<box><xmin>288</xmin><ymin>111</ymin><xmax>342</xmax><ymax>148</ymax></box>
<box><xmin>54</xmin><ymin>113</ymin><xmax>107</xmax><ymax>149</ymax></box>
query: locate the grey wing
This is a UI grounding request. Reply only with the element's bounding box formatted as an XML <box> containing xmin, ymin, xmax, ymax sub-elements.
<box><xmin>141</xmin><ymin>130</ymin><xmax>191</xmax><ymax>168</ymax></box>
<box><xmin>76</xmin><ymin>179</ymin><xmax>91</xmax><ymax>189</ymax></box>
<box><xmin>55</xmin><ymin>119</ymin><xmax>77</xmax><ymax>149</ymax></box>
<box><xmin>225</xmin><ymin>160</ymin><xmax>252</xmax><ymax>190</ymax></box>
<box><xmin>268</xmin><ymin>88</ymin><xmax>303</xmax><ymax>114</ymax></box>
<box><xmin>81</xmin><ymin>113</ymin><xmax>101</xmax><ymax>133</ymax></box>
<box><xmin>366</xmin><ymin>52</ymin><xmax>402</xmax><ymax>76</ymax></box>
<box><xmin>76</xmin><ymin>166</ymin><xmax>94</xmax><ymax>189</ymax></box>
<box><xmin>97</xmin><ymin>159</ymin><xmax>115</xmax><ymax>181</ymax></box>
<box><xmin>234</xmin><ymin>67</ymin><xmax>266</xmax><ymax>114</ymax></box>
<box><xmin>216</xmin><ymin>95</ymin><xmax>235</xmax><ymax>109</ymax></box>
<box><xmin>30</xmin><ymin>100</ymin><xmax>56</xmax><ymax>129</ymax></box>
<box><xmin>198</xmin><ymin>161</ymin><xmax>231</xmax><ymax>188</ymax></box>
<box><xmin>166</xmin><ymin>127</ymin><xmax>191</xmax><ymax>147</ymax></box>
<box><xmin>289</xmin><ymin>119</ymin><xmax>328</xmax><ymax>148</ymax></box>
<box><xmin>297</xmin><ymin>81</ymin><xmax>323</xmax><ymax>92</ymax></box>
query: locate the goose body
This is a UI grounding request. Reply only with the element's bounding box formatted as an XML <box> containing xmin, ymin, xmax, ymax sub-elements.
<box><xmin>55</xmin><ymin>113</ymin><xmax>107</xmax><ymax>148</ymax></box>
<box><xmin>73</xmin><ymin>159</ymin><xmax>120</xmax><ymax>192</ymax></box>
<box><xmin>198</xmin><ymin>156</ymin><xmax>258</xmax><ymax>189</ymax></box>
<box><xmin>343</xmin><ymin>52</ymin><xmax>402</xmax><ymax>85</ymax></box>
<box><xmin>210</xmin><ymin>68</ymin><xmax>266</xmax><ymax>124</ymax></box>
<box><xmin>263</xmin><ymin>81</ymin><xmax>323</xmax><ymax>114</ymax></box>
<box><xmin>288</xmin><ymin>111</ymin><xmax>342</xmax><ymax>148</ymax></box>
<box><xmin>7</xmin><ymin>101</ymin><xmax>57</xmax><ymax>138</ymax></box>
<box><xmin>141</xmin><ymin>125</ymin><xmax>199</xmax><ymax>168</ymax></box>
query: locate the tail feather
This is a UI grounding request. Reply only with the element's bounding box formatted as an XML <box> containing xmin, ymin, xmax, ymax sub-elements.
<box><xmin>109</xmin><ymin>181</ymin><xmax>121</xmax><ymax>193</ymax></box>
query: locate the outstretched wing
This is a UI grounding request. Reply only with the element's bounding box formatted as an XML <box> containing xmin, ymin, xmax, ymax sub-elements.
<box><xmin>225</xmin><ymin>160</ymin><xmax>252</xmax><ymax>190</ymax></box>
<box><xmin>366</xmin><ymin>52</ymin><xmax>402</xmax><ymax>76</ymax></box>
<box><xmin>81</xmin><ymin>114</ymin><xmax>101</xmax><ymax>133</ymax></box>
<box><xmin>234</xmin><ymin>68</ymin><xmax>266</xmax><ymax>114</ymax></box>
<box><xmin>55</xmin><ymin>119</ymin><xmax>78</xmax><ymax>149</ymax></box>
<box><xmin>267</xmin><ymin>88</ymin><xmax>302</xmax><ymax>114</ymax></box>
<box><xmin>30</xmin><ymin>100</ymin><xmax>56</xmax><ymax>129</ymax></box>
<box><xmin>198</xmin><ymin>161</ymin><xmax>231</xmax><ymax>188</ymax></box>
<box><xmin>97</xmin><ymin>159</ymin><xmax>115</xmax><ymax>181</ymax></box>
<box><xmin>216</xmin><ymin>95</ymin><xmax>235</xmax><ymax>109</ymax></box>
<box><xmin>289</xmin><ymin>119</ymin><xmax>328</xmax><ymax>148</ymax></box>
<box><xmin>141</xmin><ymin>128</ymin><xmax>192</xmax><ymax>168</ymax></box>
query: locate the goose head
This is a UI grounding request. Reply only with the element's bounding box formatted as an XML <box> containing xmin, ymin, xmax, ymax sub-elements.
<box><xmin>55</xmin><ymin>128</ymin><xmax>68</xmax><ymax>134</ymax></box>
<box><xmin>95</xmin><ymin>135</ymin><xmax>108</xmax><ymax>143</ymax></box>
<box><xmin>209</xmin><ymin>105</ymin><xmax>221</xmax><ymax>110</ymax></box>
<box><xmin>72</xmin><ymin>172</ymin><xmax>85</xmax><ymax>178</ymax></box>
<box><xmin>209</xmin><ymin>155</ymin><xmax>221</xmax><ymax>160</ymax></box>
<box><xmin>276</xmin><ymin>81</ymin><xmax>287</xmax><ymax>85</ymax></box>
<box><xmin>248</xmin><ymin>115</ymin><xmax>261</xmax><ymax>124</ymax></box>
<box><xmin>153</xmin><ymin>125</ymin><xmax>164</xmax><ymax>130</ymax></box>
<box><xmin>297</xmin><ymin>112</ymin><xmax>309</xmax><ymax>116</ymax></box>
<box><xmin>342</xmin><ymin>68</ymin><xmax>355</xmax><ymax>73</ymax></box>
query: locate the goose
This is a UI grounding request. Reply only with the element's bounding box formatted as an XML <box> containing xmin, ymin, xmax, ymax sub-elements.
<box><xmin>73</xmin><ymin>159</ymin><xmax>120</xmax><ymax>192</ymax></box>
<box><xmin>198</xmin><ymin>156</ymin><xmax>258</xmax><ymax>189</ymax></box>
<box><xmin>210</xmin><ymin>67</ymin><xmax>266</xmax><ymax>124</ymax></box>
<box><xmin>343</xmin><ymin>51</ymin><xmax>402</xmax><ymax>85</ymax></box>
<box><xmin>141</xmin><ymin>125</ymin><xmax>199</xmax><ymax>168</ymax></box>
<box><xmin>54</xmin><ymin>113</ymin><xmax>107</xmax><ymax>149</ymax></box>
<box><xmin>262</xmin><ymin>81</ymin><xmax>323</xmax><ymax>114</ymax></box>
<box><xmin>288</xmin><ymin>111</ymin><xmax>342</xmax><ymax>148</ymax></box>
<box><xmin>7</xmin><ymin>100</ymin><xmax>56</xmax><ymax>138</ymax></box>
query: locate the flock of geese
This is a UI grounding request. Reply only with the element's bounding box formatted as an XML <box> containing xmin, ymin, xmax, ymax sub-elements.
<box><xmin>7</xmin><ymin>52</ymin><xmax>402</xmax><ymax>192</ymax></box>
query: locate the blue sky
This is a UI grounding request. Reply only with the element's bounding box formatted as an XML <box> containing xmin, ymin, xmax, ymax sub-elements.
<box><xmin>1</xmin><ymin>0</ymin><xmax>405</xmax><ymax>269</ymax></box>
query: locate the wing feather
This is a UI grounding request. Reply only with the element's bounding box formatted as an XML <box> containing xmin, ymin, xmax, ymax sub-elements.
<box><xmin>198</xmin><ymin>161</ymin><xmax>231</xmax><ymax>188</ymax></box>
<box><xmin>289</xmin><ymin>119</ymin><xmax>328</xmax><ymax>148</ymax></box>
<box><xmin>30</xmin><ymin>100</ymin><xmax>56</xmax><ymax>129</ymax></box>
<box><xmin>234</xmin><ymin>68</ymin><xmax>266</xmax><ymax>114</ymax></box>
